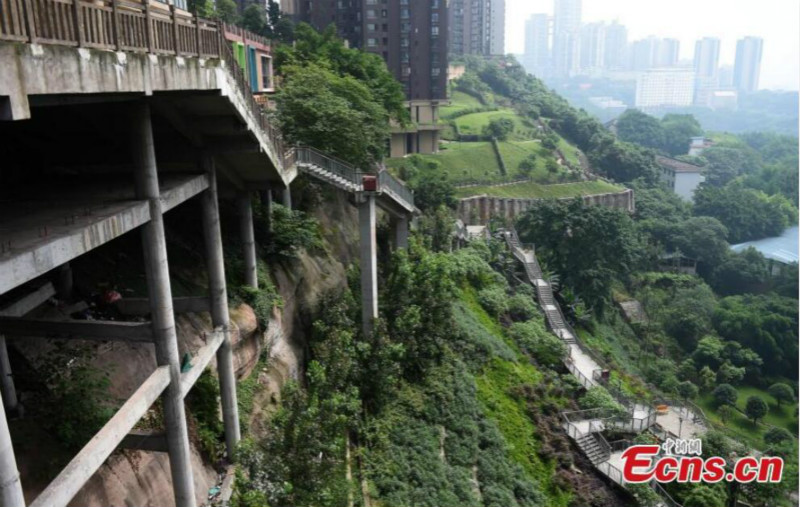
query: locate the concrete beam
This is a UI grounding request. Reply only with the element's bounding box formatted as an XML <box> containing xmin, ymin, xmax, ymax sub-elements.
<box><xmin>29</xmin><ymin>366</ymin><xmax>171</xmax><ymax>507</ymax></box>
<box><xmin>282</xmin><ymin>185</ymin><xmax>292</xmax><ymax>209</ymax></box>
<box><xmin>0</xmin><ymin>282</ymin><xmax>56</xmax><ymax>317</ymax></box>
<box><xmin>179</xmin><ymin>329</ymin><xmax>224</xmax><ymax>398</ymax></box>
<box><xmin>393</xmin><ymin>216</ymin><xmax>409</xmax><ymax>250</ymax></box>
<box><xmin>160</xmin><ymin>174</ymin><xmax>209</xmax><ymax>213</ymax></box>
<box><xmin>0</xmin><ymin>318</ymin><xmax>155</xmax><ymax>342</ymax></box>
<box><xmin>359</xmin><ymin>195</ymin><xmax>378</xmax><ymax>337</ymax></box>
<box><xmin>118</xmin><ymin>430</ymin><xmax>168</xmax><ymax>453</ymax></box>
<box><xmin>115</xmin><ymin>297</ymin><xmax>210</xmax><ymax>317</ymax></box>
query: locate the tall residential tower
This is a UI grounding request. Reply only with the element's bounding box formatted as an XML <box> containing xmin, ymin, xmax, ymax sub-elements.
<box><xmin>552</xmin><ymin>0</ymin><xmax>581</xmax><ymax>77</ymax></box>
<box><xmin>733</xmin><ymin>36</ymin><xmax>763</xmax><ymax>93</ymax></box>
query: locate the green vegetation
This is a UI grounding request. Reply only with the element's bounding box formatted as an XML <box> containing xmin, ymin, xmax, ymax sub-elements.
<box><xmin>440</xmin><ymin>90</ymin><xmax>487</xmax><ymax>118</ymax></box>
<box><xmin>455</xmin><ymin>180</ymin><xmax>622</xmax><ymax>199</ymax></box>
<box><xmin>616</xmin><ymin>110</ymin><xmax>703</xmax><ymax>157</ymax></box>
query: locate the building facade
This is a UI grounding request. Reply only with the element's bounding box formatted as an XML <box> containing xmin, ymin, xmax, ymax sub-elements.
<box><xmin>635</xmin><ymin>68</ymin><xmax>695</xmax><ymax>109</ymax></box>
<box><xmin>295</xmin><ymin>0</ymin><xmax>448</xmax><ymax>157</ymax></box>
<box><xmin>489</xmin><ymin>0</ymin><xmax>505</xmax><ymax>55</ymax></box>
<box><xmin>693</xmin><ymin>37</ymin><xmax>721</xmax><ymax>106</ymax></box>
<box><xmin>448</xmin><ymin>0</ymin><xmax>504</xmax><ymax>57</ymax></box>
<box><xmin>579</xmin><ymin>22</ymin><xmax>605</xmax><ymax>75</ymax></box>
<box><xmin>656</xmin><ymin>156</ymin><xmax>705</xmax><ymax>202</ymax></box>
<box><xmin>603</xmin><ymin>21</ymin><xmax>628</xmax><ymax>71</ymax></box>
<box><xmin>733</xmin><ymin>36</ymin><xmax>763</xmax><ymax>93</ymax></box>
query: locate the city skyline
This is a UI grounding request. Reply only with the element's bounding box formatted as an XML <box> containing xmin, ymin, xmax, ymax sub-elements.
<box><xmin>504</xmin><ymin>0</ymin><xmax>799</xmax><ymax>90</ymax></box>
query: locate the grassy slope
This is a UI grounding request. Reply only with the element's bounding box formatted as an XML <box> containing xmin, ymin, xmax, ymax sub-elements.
<box><xmin>389</xmin><ymin>142</ymin><xmax>502</xmax><ymax>181</ymax></box>
<box><xmin>440</xmin><ymin>90</ymin><xmax>485</xmax><ymax>118</ymax></box>
<box><xmin>455</xmin><ymin>180</ymin><xmax>623</xmax><ymax>199</ymax></box>
<box><xmin>454</xmin><ymin>109</ymin><xmax>535</xmax><ymax>141</ymax></box>
<box><xmin>459</xmin><ymin>288</ymin><xmax>572</xmax><ymax>507</ymax></box>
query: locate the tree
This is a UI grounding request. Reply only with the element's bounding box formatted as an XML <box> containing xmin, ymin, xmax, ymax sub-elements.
<box><xmin>277</xmin><ymin>63</ymin><xmax>389</xmax><ymax>168</ymax></box>
<box><xmin>483</xmin><ymin>118</ymin><xmax>515</xmax><ymax>141</ymax></box>
<box><xmin>616</xmin><ymin>109</ymin><xmax>666</xmax><ymax>151</ymax></box>
<box><xmin>541</xmin><ymin>135</ymin><xmax>558</xmax><ymax>150</ymax></box>
<box><xmin>699</xmin><ymin>366</ymin><xmax>716</xmax><ymax>391</ymax></box>
<box><xmin>718</xmin><ymin>404</ymin><xmax>734</xmax><ymax>425</ymax></box>
<box><xmin>768</xmin><ymin>383</ymin><xmax>795</xmax><ymax>407</ymax></box>
<box><xmin>518</xmin><ymin>199</ymin><xmax>644</xmax><ymax>312</ymax></box>
<box><xmin>764</xmin><ymin>427</ymin><xmax>793</xmax><ymax>445</ymax></box>
<box><xmin>692</xmin><ymin>336</ymin><xmax>725</xmax><ymax>369</ymax></box>
<box><xmin>410</xmin><ymin>170</ymin><xmax>458</xmax><ymax>212</ymax></box>
<box><xmin>712</xmin><ymin>383</ymin><xmax>738</xmax><ymax>407</ymax></box>
<box><xmin>240</xmin><ymin>3</ymin><xmax>268</xmax><ymax>36</ymax></box>
<box><xmin>710</xmin><ymin>247</ymin><xmax>771</xmax><ymax>296</ymax></box>
<box><xmin>716</xmin><ymin>361</ymin><xmax>745</xmax><ymax>385</ymax></box>
<box><xmin>518</xmin><ymin>154</ymin><xmax>537</xmax><ymax>175</ymax></box>
<box><xmin>700</xmin><ymin>145</ymin><xmax>760</xmax><ymax>187</ymax></box>
<box><xmin>678</xmin><ymin>381</ymin><xmax>699</xmax><ymax>401</ymax></box>
<box><xmin>694</xmin><ymin>184</ymin><xmax>793</xmax><ymax>243</ymax></box>
<box><xmin>545</xmin><ymin>159</ymin><xmax>560</xmax><ymax>174</ymax></box>
<box><xmin>508</xmin><ymin>321</ymin><xmax>567</xmax><ymax>367</ymax></box>
<box><xmin>684</xmin><ymin>485</ymin><xmax>726</xmax><ymax>507</ymax></box>
<box><xmin>215</xmin><ymin>0</ymin><xmax>238</xmax><ymax>23</ymax></box>
<box><xmin>579</xmin><ymin>387</ymin><xmax>628</xmax><ymax>418</ymax></box>
<box><xmin>745</xmin><ymin>396</ymin><xmax>768</xmax><ymax>426</ymax></box>
<box><xmin>660</xmin><ymin>114</ymin><xmax>703</xmax><ymax>156</ymax></box>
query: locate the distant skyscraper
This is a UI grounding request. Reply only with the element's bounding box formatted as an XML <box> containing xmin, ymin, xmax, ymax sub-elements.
<box><xmin>579</xmin><ymin>22</ymin><xmax>606</xmax><ymax>75</ymax></box>
<box><xmin>448</xmin><ymin>0</ymin><xmax>504</xmax><ymax>57</ymax></box>
<box><xmin>630</xmin><ymin>36</ymin><xmax>660</xmax><ymax>70</ymax></box>
<box><xmin>552</xmin><ymin>0</ymin><xmax>581</xmax><ymax>77</ymax></box>
<box><xmin>656</xmin><ymin>38</ymin><xmax>680</xmax><ymax>67</ymax></box>
<box><xmin>524</xmin><ymin>14</ymin><xmax>551</xmax><ymax>76</ymax></box>
<box><xmin>733</xmin><ymin>36</ymin><xmax>763</xmax><ymax>93</ymax></box>
<box><xmin>693</xmin><ymin>37</ymin><xmax>721</xmax><ymax>106</ymax></box>
<box><xmin>603</xmin><ymin>21</ymin><xmax>628</xmax><ymax>71</ymax></box>
<box><xmin>718</xmin><ymin>64</ymin><xmax>735</xmax><ymax>88</ymax></box>
<box><xmin>489</xmin><ymin>0</ymin><xmax>505</xmax><ymax>55</ymax></box>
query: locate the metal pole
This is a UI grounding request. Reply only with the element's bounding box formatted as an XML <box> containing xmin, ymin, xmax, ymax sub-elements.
<box><xmin>131</xmin><ymin>102</ymin><xmax>197</xmax><ymax>507</ymax></box>
<box><xmin>236</xmin><ymin>191</ymin><xmax>258</xmax><ymax>289</ymax></box>
<box><xmin>201</xmin><ymin>156</ymin><xmax>241</xmax><ymax>458</ymax></box>
<box><xmin>0</xmin><ymin>337</ymin><xmax>19</xmax><ymax>414</ymax></box>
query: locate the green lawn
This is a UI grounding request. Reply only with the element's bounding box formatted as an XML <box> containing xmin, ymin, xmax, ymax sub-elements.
<box><xmin>455</xmin><ymin>109</ymin><xmax>534</xmax><ymax>140</ymax></box>
<box><xmin>697</xmin><ymin>384</ymin><xmax>799</xmax><ymax>450</ymax></box>
<box><xmin>455</xmin><ymin>180</ymin><xmax>623</xmax><ymax>199</ymax></box>
<box><xmin>556</xmin><ymin>137</ymin><xmax>582</xmax><ymax>167</ymax></box>
<box><xmin>440</xmin><ymin>91</ymin><xmax>485</xmax><ymax>118</ymax></box>
<box><xmin>388</xmin><ymin>141</ymin><xmax>502</xmax><ymax>182</ymax></box>
<box><xmin>497</xmin><ymin>140</ymin><xmax>574</xmax><ymax>183</ymax></box>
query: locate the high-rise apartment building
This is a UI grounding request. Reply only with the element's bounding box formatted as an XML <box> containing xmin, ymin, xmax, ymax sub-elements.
<box><xmin>635</xmin><ymin>67</ymin><xmax>695</xmax><ymax>109</ymax></box>
<box><xmin>448</xmin><ymin>0</ymin><xmax>504</xmax><ymax>57</ymax></box>
<box><xmin>523</xmin><ymin>13</ymin><xmax>550</xmax><ymax>77</ymax></box>
<box><xmin>656</xmin><ymin>38</ymin><xmax>680</xmax><ymax>67</ymax></box>
<box><xmin>693</xmin><ymin>37</ymin><xmax>721</xmax><ymax>106</ymax></box>
<box><xmin>603</xmin><ymin>21</ymin><xmax>628</xmax><ymax>71</ymax></box>
<box><xmin>629</xmin><ymin>36</ymin><xmax>660</xmax><ymax>70</ymax></box>
<box><xmin>489</xmin><ymin>0</ymin><xmax>505</xmax><ymax>55</ymax></box>
<box><xmin>296</xmin><ymin>0</ymin><xmax>448</xmax><ymax>157</ymax></box>
<box><xmin>579</xmin><ymin>22</ymin><xmax>605</xmax><ymax>75</ymax></box>
<box><xmin>552</xmin><ymin>0</ymin><xmax>581</xmax><ymax>77</ymax></box>
<box><xmin>733</xmin><ymin>36</ymin><xmax>763</xmax><ymax>93</ymax></box>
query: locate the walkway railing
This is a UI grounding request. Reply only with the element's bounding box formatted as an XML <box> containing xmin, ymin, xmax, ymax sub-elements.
<box><xmin>378</xmin><ymin>170</ymin><xmax>415</xmax><ymax>209</ymax></box>
<box><xmin>295</xmin><ymin>146</ymin><xmax>362</xmax><ymax>188</ymax></box>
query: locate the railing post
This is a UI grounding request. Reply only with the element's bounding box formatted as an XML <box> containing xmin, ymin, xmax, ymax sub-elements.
<box><xmin>170</xmin><ymin>5</ymin><xmax>179</xmax><ymax>54</ymax></box>
<box><xmin>145</xmin><ymin>0</ymin><xmax>153</xmax><ymax>53</ymax></box>
<box><xmin>112</xmin><ymin>0</ymin><xmax>121</xmax><ymax>51</ymax></box>
<box><xmin>194</xmin><ymin>17</ymin><xmax>201</xmax><ymax>56</ymax></box>
<box><xmin>72</xmin><ymin>0</ymin><xmax>84</xmax><ymax>47</ymax></box>
<box><xmin>23</xmin><ymin>0</ymin><xmax>37</xmax><ymax>43</ymax></box>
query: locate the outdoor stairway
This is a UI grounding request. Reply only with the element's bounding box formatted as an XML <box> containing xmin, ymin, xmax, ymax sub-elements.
<box><xmin>576</xmin><ymin>433</ymin><xmax>610</xmax><ymax>465</ymax></box>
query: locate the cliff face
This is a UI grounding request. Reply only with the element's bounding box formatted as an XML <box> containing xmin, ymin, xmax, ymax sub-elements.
<box><xmin>12</xmin><ymin>188</ymin><xmax>361</xmax><ymax>507</ymax></box>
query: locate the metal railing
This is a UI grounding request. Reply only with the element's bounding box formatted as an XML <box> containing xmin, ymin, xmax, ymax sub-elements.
<box><xmin>378</xmin><ymin>169</ymin><xmax>415</xmax><ymax>209</ymax></box>
<box><xmin>295</xmin><ymin>146</ymin><xmax>362</xmax><ymax>188</ymax></box>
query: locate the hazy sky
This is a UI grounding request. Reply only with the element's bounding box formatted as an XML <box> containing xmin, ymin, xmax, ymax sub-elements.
<box><xmin>505</xmin><ymin>0</ymin><xmax>800</xmax><ymax>90</ymax></box>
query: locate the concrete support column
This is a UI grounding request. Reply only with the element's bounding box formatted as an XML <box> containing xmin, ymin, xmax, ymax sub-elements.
<box><xmin>393</xmin><ymin>215</ymin><xmax>409</xmax><ymax>250</ymax></box>
<box><xmin>237</xmin><ymin>191</ymin><xmax>258</xmax><ymax>289</ymax></box>
<box><xmin>131</xmin><ymin>102</ymin><xmax>197</xmax><ymax>507</ymax></box>
<box><xmin>201</xmin><ymin>156</ymin><xmax>241</xmax><ymax>460</ymax></box>
<box><xmin>260</xmin><ymin>189</ymin><xmax>273</xmax><ymax>233</ymax></box>
<box><xmin>0</xmin><ymin>338</ymin><xmax>18</xmax><ymax>414</ymax></box>
<box><xmin>55</xmin><ymin>263</ymin><xmax>73</xmax><ymax>300</ymax></box>
<box><xmin>359</xmin><ymin>195</ymin><xmax>378</xmax><ymax>337</ymax></box>
<box><xmin>0</xmin><ymin>401</ymin><xmax>24</xmax><ymax>507</ymax></box>
<box><xmin>282</xmin><ymin>185</ymin><xmax>292</xmax><ymax>209</ymax></box>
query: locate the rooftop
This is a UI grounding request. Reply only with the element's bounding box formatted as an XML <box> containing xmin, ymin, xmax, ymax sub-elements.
<box><xmin>656</xmin><ymin>155</ymin><xmax>704</xmax><ymax>174</ymax></box>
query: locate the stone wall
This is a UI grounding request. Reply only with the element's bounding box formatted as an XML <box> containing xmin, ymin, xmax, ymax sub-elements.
<box><xmin>458</xmin><ymin>189</ymin><xmax>635</xmax><ymax>225</ymax></box>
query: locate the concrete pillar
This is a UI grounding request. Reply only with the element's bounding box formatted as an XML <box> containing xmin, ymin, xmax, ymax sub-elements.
<box><xmin>131</xmin><ymin>102</ymin><xmax>197</xmax><ymax>507</ymax></box>
<box><xmin>55</xmin><ymin>263</ymin><xmax>73</xmax><ymax>299</ymax></box>
<box><xmin>282</xmin><ymin>185</ymin><xmax>292</xmax><ymax>209</ymax></box>
<box><xmin>237</xmin><ymin>191</ymin><xmax>258</xmax><ymax>289</ymax></box>
<box><xmin>359</xmin><ymin>195</ymin><xmax>378</xmax><ymax>337</ymax></box>
<box><xmin>0</xmin><ymin>338</ymin><xmax>18</xmax><ymax>414</ymax></box>
<box><xmin>260</xmin><ymin>189</ymin><xmax>273</xmax><ymax>233</ymax></box>
<box><xmin>393</xmin><ymin>216</ymin><xmax>409</xmax><ymax>250</ymax></box>
<box><xmin>201</xmin><ymin>156</ymin><xmax>241</xmax><ymax>460</ymax></box>
<box><xmin>0</xmin><ymin>400</ymin><xmax>24</xmax><ymax>507</ymax></box>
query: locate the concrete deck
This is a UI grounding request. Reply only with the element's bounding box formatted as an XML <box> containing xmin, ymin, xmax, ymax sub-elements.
<box><xmin>0</xmin><ymin>174</ymin><xmax>207</xmax><ymax>295</ymax></box>
<box><xmin>568</xmin><ymin>343</ymin><xmax>602</xmax><ymax>383</ymax></box>
<box><xmin>656</xmin><ymin>406</ymin><xmax>706</xmax><ymax>438</ymax></box>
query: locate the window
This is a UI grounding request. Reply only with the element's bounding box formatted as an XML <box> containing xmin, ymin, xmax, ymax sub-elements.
<box><xmin>431</xmin><ymin>67</ymin><xmax>440</xmax><ymax>77</ymax></box>
<box><xmin>431</xmin><ymin>26</ymin><xmax>439</xmax><ymax>36</ymax></box>
<box><xmin>261</xmin><ymin>56</ymin><xmax>272</xmax><ymax>90</ymax></box>
<box><xmin>366</xmin><ymin>9</ymin><xmax>376</xmax><ymax>17</ymax></box>
<box><xmin>431</xmin><ymin>13</ymin><xmax>438</xmax><ymax>22</ymax></box>
<box><xmin>367</xmin><ymin>38</ymin><xmax>377</xmax><ymax>47</ymax></box>
<box><xmin>381</xmin><ymin>9</ymin><xmax>387</xmax><ymax>17</ymax></box>
<box><xmin>367</xmin><ymin>23</ymin><xmax>376</xmax><ymax>31</ymax></box>
<box><xmin>400</xmin><ymin>8</ymin><xmax>409</xmax><ymax>18</ymax></box>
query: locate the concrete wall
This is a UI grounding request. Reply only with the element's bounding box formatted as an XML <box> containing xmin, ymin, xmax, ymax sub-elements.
<box><xmin>458</xmin><ymin>189</ymin><xmax>635</xmax><ymax>224</ymax></box>
<box><xmin>674</xmin><ymin>172</ymin><xmax>705</xmax><ymax>202</ymax></box>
